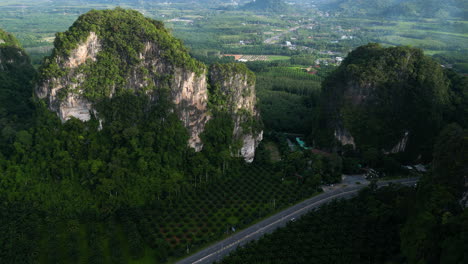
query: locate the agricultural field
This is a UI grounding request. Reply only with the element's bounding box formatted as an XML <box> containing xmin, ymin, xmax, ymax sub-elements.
<box><xmin>221</xmin><ymin>54</ymin><xmax>290</xmax><ymax>62</ymax></box>
<box><xmin>33</xmin><ymin>165</ymin><xmax>320</xmax><ymax>263</ymax></box>
<box><xmin>251</xmin><ymin>62</ymin><xmax>336</xmax><ymax>134</ymax></box>
<box><xmin>217</xmin><ymin>184</ymin><xmax>417</xmax><ymax>264</ymax></box>
<box><xmin>3</xmin><ymin>1</ymin><xmax>466</xmax><ymax>72</ymax></box>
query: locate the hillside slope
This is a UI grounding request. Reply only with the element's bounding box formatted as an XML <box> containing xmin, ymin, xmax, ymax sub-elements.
<box><xmin>37</xmin><ymin>8</ymin><xmax>262</xmax><ymax>160</ymax></box>
<box><xmin>0</xmin><ymin>28</ymin><xmax>36</xmax><ymax>154</ymax></box>
<box><xmin>313</xmin><ymin>44</ymin><xmax>458</xmax><ymax>159</ymax></box>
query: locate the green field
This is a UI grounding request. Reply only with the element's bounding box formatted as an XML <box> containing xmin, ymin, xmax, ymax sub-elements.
<box><xmin>1</xmin><ymin>2</ymin><xmax>466</xmax><ymax>72</ymax></box>
<box><xmin>267</xmin><ymin>55</ymin><xmax>291</xmax><ymax>61</ymax></box>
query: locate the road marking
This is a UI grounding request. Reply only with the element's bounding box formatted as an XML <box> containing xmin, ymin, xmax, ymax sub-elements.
<box><xmin>184</xmin><ymin>179</ymin><xmax>418</xmax><ymax>264</ymax></box>
<box><xmin>190</xmin><ymin>189</ymin><xmax>361</xmax><ymax>264</ymax></box>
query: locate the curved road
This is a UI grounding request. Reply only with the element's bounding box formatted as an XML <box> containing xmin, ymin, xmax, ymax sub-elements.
<box><xmin>176</xmin><ymin>177</ymin><xmax>419</xmax><ymax>264</ymax></box>
<box><xmin>263</xmin><ymin>25</ymin><xmax>302</xmax><ymax>44</ymax></box>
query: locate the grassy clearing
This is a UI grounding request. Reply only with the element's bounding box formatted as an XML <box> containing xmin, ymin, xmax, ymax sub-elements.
<box><xmin>424</xmin><ymin>50</ymin><xmax>443</xmax><ymax>55</ymax></box>
<box><xmin>379</xmin><ymin>35</ymin><xmax>447</xmax><ymax>48</ymax></box>
<box><xmin>425</xmin><ymin>30</ymin><xmax>468</xmax><ymax>38</ymax></box>
<box><xmin>268</xmin><ymin>55</ymin><xmax>290</xmax><ymax>61</ymax></box>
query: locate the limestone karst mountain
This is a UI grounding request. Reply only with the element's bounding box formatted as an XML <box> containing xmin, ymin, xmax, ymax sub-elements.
<box><xmin>36</xmin><ymin>8</ymin><xmax>262</xmax><ymax>161</ymax></box>
<box><xmin>314</xmin><ymin>44</ymin><xmax>451</xmax><ymax>158</ymax></box>
<box><xmin>210</xmin><ymin>63</ymin><xmax>263</xmax><ymax>162</ymax></box>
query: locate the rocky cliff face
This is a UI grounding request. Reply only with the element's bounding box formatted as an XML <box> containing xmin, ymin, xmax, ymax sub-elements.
<box><xmin>388</xmin><ymin>131</ymin><xmax>409</xmax><ymax>154</ymax></box>
<box><xmin>317</xmin><ymin>44</ymin><xmax>449</xmax><ymax>158</ymax></box>
<box><xmin>36</xmin><ymin>32</ymin><xmax>99</xmax><ymax>122</ymax></box>
<box><xmin>121</xmin><ymin>41</ymin><xmax>210</xmax><ymax>151</ymax></box>
<box><xmin>334</xmin><ymin>126</ymin><xmax>355</xmax><ymax>147</ymax></box>
<box><xmin>36</xmin><ymin>12</ymin><xmax>211</xmax><ymax>151</ymax></box>
<box><xmin>210</xmin><ymin>63</ymin><xmax>263</xmax><ymax>162</ymax></box>
<box><xmin>461</xmin><ymin>187</ymin><xmax>468</xmax><ymax>209</ymax></box>
<box><xmin>36</xmin><ymin>9</ymin><xmax>261</xmax><ymax>158</ymax></box>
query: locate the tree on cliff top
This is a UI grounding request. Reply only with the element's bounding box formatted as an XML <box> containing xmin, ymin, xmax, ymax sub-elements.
<box><xmin>40</xmin><ymin>8</ymin><xmax>204</xmax><ymax>101</ymax></box>
<box><xmin>0</xmin><ymin>29</ymin><xmax>21</xmax><ymax>47</ymax></box>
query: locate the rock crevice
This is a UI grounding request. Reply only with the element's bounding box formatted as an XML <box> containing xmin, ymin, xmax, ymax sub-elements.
<box><xmin>37</xmin><ymin>27</ymin><xmax>262</xmax><ymax>160</ymax></box>
<box><xmin>210</xmin><ymin>64</ymin><xmax>263</xmax><ymax>162</ymax></box>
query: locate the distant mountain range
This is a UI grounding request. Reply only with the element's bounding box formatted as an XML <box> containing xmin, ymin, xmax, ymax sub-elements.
<box><xmin>315</xmin><ymin>0</ymin><xmax>468</xmax><ymax>19</ymax></box>
<box><xmin>241</xmin><ymin>0</ymin><xmax>291</xmax><ymax>13</ymax></box>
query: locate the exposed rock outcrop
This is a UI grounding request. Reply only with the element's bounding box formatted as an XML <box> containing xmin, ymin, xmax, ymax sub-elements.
<box><xmin>317</xmin><ymin>44</ymin><xmax>449</xmax><ymax>158</ymax></box>
<box><xmin>36</xmin><ymin>9</ymin><xmax>261</xmax><ymax>159</ymax></box>
<box><xmin>210</xmin><ymin>63</ymin><xmax>263</xmax><ymax>162</ymax></box>
<box><xmin>334</xmin><ymin>126</ymin><xmax>355</xmax><ymax>147</ymax></box>
<box><xmin>171</xmin><ymin>67</ymin><xmax>210</xmax><ymax>151</ymax></box>
<box><xmin>65</xmin><ymin>32</ymin><xmax>101</xmax><ymax>69</ymax></box>
<box><xmin>36</xmin><ymin>33</ymin><xmax>100</xmax><ymax>122</ymax></box>
<box><xmin>37</xmin><ymin>25</ymin><xmax>210</xmax><ymax>150</ymax></box>
<box><xmin>460</xmin><ymin>189</ymin><xmax>468</xmax><ymax>208</ymax></box>
<box><xmin>388</xmin><ymin>131</ymin><xmax>409</xmax><ymax>154</ymax></box>
<box><xmin>126</xmin><ymin>41</ymin><xmax>210</xmax><ymax>150</ymax></box>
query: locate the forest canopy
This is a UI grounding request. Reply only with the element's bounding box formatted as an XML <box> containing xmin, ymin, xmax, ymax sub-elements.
<box><xmin>313</xmin><ymin>43</ymin><xmax>467</xmax><ymax>161</ymax></box>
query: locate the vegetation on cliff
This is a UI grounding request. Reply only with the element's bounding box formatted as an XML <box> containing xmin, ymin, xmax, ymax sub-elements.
<box><xmin>210</xmin><ymin>63</ymin><xmax>256</xmax><ymax>87</ymax></box>
<box><xmin>0</xmin><ymin>29</ymin><xmax>21</xmax><ymax>47</ymax></box>
<box><xmin>0</xmin><ymin>28</ymin><xmax>36</xmax><ymax>156</ymax></box>
<box><xmin>0</xmin><ymin>13</ymin><xmax>267</xmax><ymax>263</ymax></box>
<box><xmin>208</xmin><ymin>63</ymin><xmax>263</xmax><ymax>159</ymax></box>
<box><xmin>0</xmin><ymin>87</ymin><xmax>251</xmax><ymax>262</ymax></box>
<box><xmin>0</xmin><ymin>12</ymin><xmax>251</xmax><ymax>218</ymax></box>
<box><xmin>313</xmin><ymin>43</ymin><xmax>466</xmax><ymax>161</ymax></box>
<box><xmin>0</xmin><ymin>3</ymin><xmax>466</xmax><ymax>263</ymax></box>
<box><xmin>40</xmin><ymin>8</ymin><xmax>205</xmax><ymax>101</ymax></box>
<box><xmin>209</xmin><ymin>63</ymin><xmax>254</xmax><ymax>112</ymax></box>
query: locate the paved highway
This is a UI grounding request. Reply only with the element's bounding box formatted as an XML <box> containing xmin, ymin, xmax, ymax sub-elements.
<box><xmin>263</xmin><ymin>26</ymin><xmax>299</xmax><ymax>44</ymax></box>
<box><xmin>176</xmin><ymin>177</ymin><xmax>419</xmax><ymax>264</ymax></box>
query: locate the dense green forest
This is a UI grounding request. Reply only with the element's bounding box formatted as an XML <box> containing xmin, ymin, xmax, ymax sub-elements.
<box><xmin>0</xmin><ymin>12</ymin><xmax>256</xmax><ymax>262</ymax></box>
<box><xmin>219</xmin><ymin>124</ymin><xmax>468</xmax><ymax>264</ymax></box>
<box><xmin>219</xmin><ymin>185</ymin><xmax>419</xmax><ymax>264</ymax></box>
<box><xmin>245</xmin><ymin>61</ymin><xmax>329</xmax><ymax>134</ymax></box>
<box><xmin>0</xmin><ymin>29</ymin><xmax>36</xmax><ymax>157</ymax></box>
<box><xmin>313</xmin><ymin>44</ymin><xmax>468</xmax><ymax>164</ymax></box>
<box><xmin>0</xmin><ymin>10</ymin><xmax>330</xmax><ymax>263</ymax></box>
<box><xmin>0</xmin><ymin>4</ymin><xmax>467</xmax><ymax>264</ymax></box>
